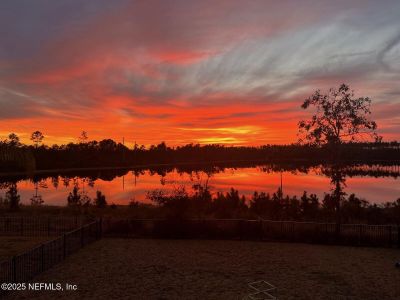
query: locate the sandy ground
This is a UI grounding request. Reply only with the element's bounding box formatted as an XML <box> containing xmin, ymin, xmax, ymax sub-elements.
<box><xmin>0</xmin><ymin>237</ymin><xmax>48</xmax><ymax>261</ymax></box>
<box><xmin>5</xmin><ymin>238</ymin><xmax>400</xmax><ymax>300</ymax></box>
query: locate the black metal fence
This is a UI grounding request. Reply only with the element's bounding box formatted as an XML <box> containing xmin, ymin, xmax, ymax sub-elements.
<box><xmin>1</xmin><ymin>217</ymin><xmax>398</xmax><ymax>298</ymax></box>
<box><xmin>102</xmin><ymin>218</ymin><xmax>400</xmax><ymax>247</ymax></box>
<box><xmin>0</xmin><ymin>220</ymin><xmax>101</xmax><ymax>297</ymax></box>
<box><xmin>0</xmin><ymin>216</ymin><xmax>92</xmax><ymax>237</ymax></box>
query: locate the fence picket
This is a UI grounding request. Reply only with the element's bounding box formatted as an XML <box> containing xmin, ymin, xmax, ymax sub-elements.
<box><xmin>1</xmin><ymin>215</ymin><xmax>399</xmax><ymax>298</ymax></box>
<box><xmin>101</xmin><ymin>218</ymin><xmax>399</xmax><ymax>247</ymax></box>
<box><xmin>0</xmin><ymin>219</ymin><xmax>100</xmax><ymax>297</ymax></box>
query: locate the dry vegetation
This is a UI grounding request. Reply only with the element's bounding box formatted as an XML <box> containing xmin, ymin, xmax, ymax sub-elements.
<box><xmin>0</xmin><ymin>237</ymin><xmax>48</xmax><ymax>260</ymax></box>
<box><xmin>6</xmin><ymin>239</ymin><xmax>400</xmax><ymax>299</ymax></box>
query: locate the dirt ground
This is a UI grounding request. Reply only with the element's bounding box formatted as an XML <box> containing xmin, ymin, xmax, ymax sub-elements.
<box><xmin>5</xmin><ymin>238</ymin><xmax>400</xmax><ymax>300</ymax></box>
<box><xmin>0</xmin><ymin>237</ymin><xmax>48</xmax><ymax>260</ymax></box>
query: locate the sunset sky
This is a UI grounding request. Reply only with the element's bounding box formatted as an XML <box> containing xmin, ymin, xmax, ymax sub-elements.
<box><xmin>1</xmin><ymin>0</ymin><xmax>399</xmax><ymax>147</ymax></box>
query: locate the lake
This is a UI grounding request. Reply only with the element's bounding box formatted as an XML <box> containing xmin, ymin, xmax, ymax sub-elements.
<box><xmin>0</xmin><ymin>163</ymin><xmax>399</xmax><ymax>206</ymax></box>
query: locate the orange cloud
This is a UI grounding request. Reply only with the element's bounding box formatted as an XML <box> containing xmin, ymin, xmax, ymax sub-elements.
<box><xmin>1</xmin><ymin>1</ymin><xmax>399</xmax><ymax>146</ymax></box>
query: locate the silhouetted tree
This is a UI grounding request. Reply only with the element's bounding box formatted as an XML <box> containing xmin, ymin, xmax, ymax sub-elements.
<box><xmin>78</xmin><ymin>131</ymin><xmax>88</xmax><ymax>143</ymax></box>
<box><xmin>298</xmin><ymin>84</ymin><xmax>380</xmax><ymax>145</ymax></box>
<box><xmin>300</xmin><ymin>191</ymin><xmax>320</xmax><ymax>220</ymax></box>
<box><xmin>81</xmin><ymin>194</ymin><xmax>91</xmax><ymax>207</ymax></box>
<box><xmin>30</xmin><ymin>180</ymin><xmax>46</xmax><ymax>206</ymax></box>
<box><xmin>271</xmin><ymin>189</ymin><xmax>284</xmax><ymax>219</ymax></box>
<box><xmin>250</xmin><ymin>192</ymin><xmax>272</xmax><ymax>219</ymax></box>
<box><xmin>212</xmin><ymin>188</ymin><xmax>247</xmax><ymax>218</ymax></box>
<box><xmin>331</xmin><ymin>168</ymin><xmax>347</xmax><ymax>223</ymax></box>
<box><xmin>147</xmin><ymin>186</ymin><xmax>190</xmax><ymax>219</ymax></box>
<box><xmin>67</xmin><ymin>186</ymin><xmax>81</xmax><ymax>206</ymax></box>
<box><xmin>30</xmin><ymin>194</ymin><xmax>44</xmax><ymax>206</ymax></box>
<box><xmin>382</xmin><ymin>198</ymin><xmax>400</xmax><ymax>225</ymax></box>
<box><xmin>51</xmin><ymin>176</ymin><xmax>59</xmax><ymax>189</ymax></box>
<box><xmin>341</xmin><ymin>194</ymin><xmax>368</xmax><ymax>223</ymax></box>
<box><xmin>298</xmin><ymin>83</ymin><xmax>381</xmax><ymax>224</ymax></box>
<box><xmin>285</xmin><ymin>195</ymin><xmax>301</xmax><ymax>220</ymax></box>
<box><xmin>129</xmin><ymin>198</ymin><xmax>140</xmax><ymax>208</ymax></box>
<box><xmin>0</xmin><ymin>196</ymin><xmax>5</xmax><ymax>209</ymax></box>
<box><xmin>94</xmin><ymin>190</ymin><xmax>107</xmax><ymax>208</ymax></box>
<box><xmin>5</xmin><ymin>183</ymin><xmax>20</xmax><ymax>210</ymax></box>
<box><xmin>7</xmin><ymin>133</ymin><xmax>21</xmax><ymax>147</ymax></box>
<box><xmin>31</xmin><ymin>131</ymin><xmax>44</xmax><ymax>148</ymax></box>
<box><xmin>191</xmin><ymin>175</ymin><xmax>213</xmax><ymax>218</ymax></box>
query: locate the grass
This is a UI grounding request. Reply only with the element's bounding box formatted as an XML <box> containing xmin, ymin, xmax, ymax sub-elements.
<box><xmin>5</xmin><ymin>239</ymin><xmax>400</xmax><ymax>299</ymax></box>
<box><xmin>0</xmin><ymin>237</ymin><xmax>49</xmax><ymax>261</ymax></box>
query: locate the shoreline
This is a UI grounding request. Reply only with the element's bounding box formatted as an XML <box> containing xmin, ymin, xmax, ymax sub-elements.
<box><xmin>1</xmin><ymin>158</ymin><xmax>400</xmax><ymax>178</ymax></box>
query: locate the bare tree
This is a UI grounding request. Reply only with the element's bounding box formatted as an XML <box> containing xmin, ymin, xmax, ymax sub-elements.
<box><xmin>78</xmin><ymin>131</ymin><xmax>88</xmax><ymax>143</ymax></box>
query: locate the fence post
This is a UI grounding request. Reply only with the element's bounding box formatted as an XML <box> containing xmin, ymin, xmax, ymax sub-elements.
<box><xmin>388</xmin><ymin>226</ymin><xmax>392</xmax><ymax>247</ymax></box>
<box><xmin>47</xmin><ymin>217</ymin><xmax>51</xmax><ymax>237</ymax></box>
<box><xmin>20</xmin><ymin>217</ymin><xmax>23</xmax><ymax>236</ymax></box>
<box><xmin>63</xmin><ymin>233</ymin><xmax>66</xmax><ymax>259</ymax></box>
<box><xmin>263</xmin><ymin>220</ymin><xmax>271</xmax><ymax>240</ymax></box>
<box><xmin>12</xmin><ymin>256</ymin><xmax>17</xmax><ymax>283</ymax></box>
<box><xmin>41</xmin><ymin>244</ymin><xmax>45</xmax><ymax>272</ymax></box>
<box><xmin>293</xmin><ymin>222</ymin><xmax>296</xmax><ymax>242</ymax></box>
<box><xmin>239</xmin><ymin>220</ymin><xmax>244</xmax><ymax>240</ymax></box>
<box><xmin>99</xmin><ymin>218</ymin><xmax>103</xmax><ymax>239</ymax></box>
<box><xmin>335</xmin><ymin>223</ymin><xmax>341</xmax><ymax>243</ymax></box>
<box><xmin>80</xmin><ymin>227</ymin><xmax>84</xmax><ymax>247</ymax></box>
<box><xmin>325</xmin><ymin>223</ymin><xmax>328</xmax><ymax>244</ymax></box>
<box><xmin>398</xmin><ymin>225</ymin><xmax>400</xmax><ymax>248</ymax></box>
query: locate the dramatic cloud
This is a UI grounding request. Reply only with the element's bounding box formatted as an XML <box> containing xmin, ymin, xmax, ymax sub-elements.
<box><xmin>0</xmin><ymin>0</ymin><xmax>399</xmax><ymax>145</ymax></box>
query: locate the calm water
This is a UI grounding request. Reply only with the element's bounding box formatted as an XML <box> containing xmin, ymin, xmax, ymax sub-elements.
<box><xmin>0</xmin><ymin>164</ymin><xmax>399</xmax><ymax>206</ymax></box>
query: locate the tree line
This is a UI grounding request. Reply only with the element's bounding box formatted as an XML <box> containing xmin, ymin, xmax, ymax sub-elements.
<box><xmin>145</xmin><ymin>186</ymin><xmax>400</xmax><ymax>224</ymax></box>
<box><xmin>1</xmin><ymin>181</ymin><xmax>399</xmax><ymax>225</ymax></box>
<box><xmin>1</xmin><ymin>132</ymin><xmax>399</xmax><ymax>173</ymax></box>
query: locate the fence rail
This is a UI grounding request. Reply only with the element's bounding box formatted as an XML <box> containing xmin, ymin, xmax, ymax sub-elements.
<box><xmin>0</xmin><ymin>220</ymin><xmax>101</xmax><ymax>297</ymax></box>
<box><xmin>1</xmin><ymin>216</ymin><xmax>398</xmax><ymax>297</ymax></box>
<box><xmin>0</xmin><ymin>216</ymin><xmax>92</xmax><ymax>237</ymax></box>
<box><xmin>102</xmin><ymin>218</ymin><xmax>400</xmax><ymax>247</ymax></box>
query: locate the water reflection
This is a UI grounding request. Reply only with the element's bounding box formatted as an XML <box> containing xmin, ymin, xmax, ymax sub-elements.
<box><xmin>0</xmin><ymin>163</ymin><xmax>399</xmax><ymax>206</ymax></box>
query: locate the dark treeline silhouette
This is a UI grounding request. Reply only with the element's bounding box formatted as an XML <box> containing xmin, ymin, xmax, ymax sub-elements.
<box><xmin>1</xmin><ymin>178</ymin><xmax>399</xmax><ymax>225</ymax></box>
<box><xmin>1</xmin><ymin>161</ymin><xmax>398</xmax><ymax>225</ymax></box>
<box><xmin>143</xmin><ymin>185</ymin><xmax>400</xmax><ymax>225</ymax></box>
<box><xmin>1</xmin><ymin>136</ymin><xmax>399</xmax><ymax>173</ymax></box>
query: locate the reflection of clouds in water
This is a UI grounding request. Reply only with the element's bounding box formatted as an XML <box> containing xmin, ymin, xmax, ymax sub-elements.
<box><xmin>4</xmin><ymin>166</ymin><xmax>400</xmax><ymax>206</ymax></box>
<box><xmin>345</xmin><ymin>177</ymin><xmax>400</xmax><ymax>203</ymax></box>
